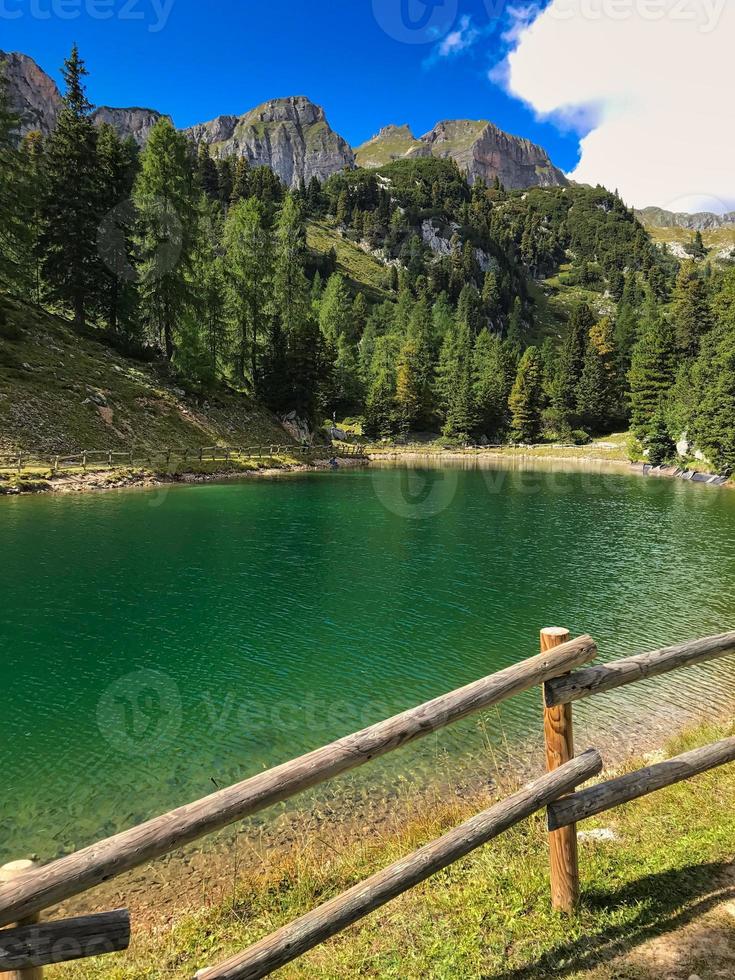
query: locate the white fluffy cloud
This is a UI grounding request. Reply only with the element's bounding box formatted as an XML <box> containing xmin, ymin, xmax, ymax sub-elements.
<box><xmin>502</xmin><ymin>0</ymin><xmax>735</xmax><ymax>212</ymax></box>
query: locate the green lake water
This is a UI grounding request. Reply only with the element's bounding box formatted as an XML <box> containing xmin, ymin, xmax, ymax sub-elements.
<box><xmin>2</xmin><ymin>461</ymin><xmax>735</xmax><ymax>863</ymax></box>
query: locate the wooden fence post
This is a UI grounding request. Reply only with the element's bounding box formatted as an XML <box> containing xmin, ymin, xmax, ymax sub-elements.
<box><xmin>541</xmin><ymin>627</ymin><xmax>580</xmax><ymax>913</ymax></box>
<box><xmin>0</xmin><ymin>862</ymin><xmax>43</xmax><ymax>980</ymax></box>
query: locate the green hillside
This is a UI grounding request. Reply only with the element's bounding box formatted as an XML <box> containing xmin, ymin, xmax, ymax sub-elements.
<box><xmin>0</xmin><ymin>296</ymin><xmax>292</xmax><ymax>454</ymax></box>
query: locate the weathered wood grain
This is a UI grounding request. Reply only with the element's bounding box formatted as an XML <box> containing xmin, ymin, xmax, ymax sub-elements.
<box><xmin>541</xmin><ymin>628</ymin><xmax>580</xmax><ymax>913</ymax></box>
<box><xmin>544</xmin><ymin>631</ymin><xmax>735</xmax><ymax>707</ymax></box>
<box><xmin>0</xmin><ymin>636</ymin><xmax>597</xmax><ymax>928</ymax></box>
<box><xmin>548</xmin><ymin>737</ymin><xmax>735</xmax><ymax>831</ymax></box>
<box><xmin>195</xmin><ymin>750</ymin><xmax>604</xmax><ymax>980</ymax></box>
<box><xmin>0</xmin><ymin>911</ymin><xmax>130</xmax><ymax>972</ymax></box>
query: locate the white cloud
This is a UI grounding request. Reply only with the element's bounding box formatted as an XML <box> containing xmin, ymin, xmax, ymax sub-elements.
<box><xmin>438</xmin><ymin>15</ymin><xmax>481</xmax><ymax>57</ymax></box>
<box><xmin>500</xmin><ymin>0</ymin><xmax>734</xmax><ymax>213</ymax></box>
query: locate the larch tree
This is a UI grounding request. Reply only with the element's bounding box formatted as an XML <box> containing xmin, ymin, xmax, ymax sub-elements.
<box><xmin>134</xmin><ymin>117</ymin><xmax>200</xmax><ymax>360</ymax></box>
<box><xmin>223</xmin><ymin>196</ymin><xmax>272</xmax><ymax>385</ymax></box>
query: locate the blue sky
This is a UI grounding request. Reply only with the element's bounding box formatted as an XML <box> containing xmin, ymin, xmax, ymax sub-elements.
<box><xmin>1</xmin><ymin>0</ymin><xmax>583</xmax><ymax>169</ymax></box>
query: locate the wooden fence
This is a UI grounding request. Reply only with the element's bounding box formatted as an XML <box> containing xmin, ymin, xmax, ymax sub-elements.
<box><xmin>0</xmin><ymin>442</ymin><xmax>367</xmax><ymax>475</ymax></box>
<box><xmin>1</xmin><ymin>629</ymin><xmax>734</xmax><ymax>978</ymax></box>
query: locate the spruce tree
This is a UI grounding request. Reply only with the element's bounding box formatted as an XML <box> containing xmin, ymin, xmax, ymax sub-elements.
<box><xmin>437</xmin><ymin>317</ymin><xmax>476</xmax><ymax>440</ymax></box>
<box><xmin>576</xmin><ymin>317</ymin><xmax>621</xmax><ymax>433</ymax></box>
<box><xmin>40</xmin><ymin>45</ymin><xmax>101</xmax><ymax>327</ymax></box>
<box><xmin>628</xmin><ymin>296</ymin><xmax>676</xmax><ymax>441</ymax></box>
<box><xmin>509</xmin><ymin>346</ymin><xmax>544</xmax><ymax>443</ymax></box>
<box><xmin>394</xmin><ymin>297</ymin><xmax>434</xmax><ymax>432</ymax></box>
<box><xmin>96</xmin><ymin>124</ymin><xmax>139</xmax><ymax>336</ymax></box>
<box><xmin>689</xmin><ymin>291</ymin><xmax>735</xmax><ymax>471</ymax></box>
<box><xmin>134</xmin><ymin>118</ymin><xmax>200</xmax><ymax>359</ymax></box>
<box><xmin>552</xmin><ymin>302</ymin><xmax>595</xmax><ymax>420</ymax></box>
<box><xmin>672</xmin><ymin>261</ymin><xmax>712</xmax><ymax>357</ymax></box>
<box><xmin>473</xmin><ymin>329</ymin><xmax>514</xmax><ymax>438</ymax></box>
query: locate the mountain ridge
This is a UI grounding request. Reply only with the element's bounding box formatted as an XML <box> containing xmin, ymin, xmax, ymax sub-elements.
<box><xmin>3</xmin><ymin>48</ymin><xmax>566</xmax><ymax>191</ymax></box>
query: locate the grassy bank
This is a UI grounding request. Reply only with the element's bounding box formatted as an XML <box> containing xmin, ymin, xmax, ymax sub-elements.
<box><xmin>56</xmin><ymin>720</ymin><xmax>735</xmax><ymax>979</ymax></box>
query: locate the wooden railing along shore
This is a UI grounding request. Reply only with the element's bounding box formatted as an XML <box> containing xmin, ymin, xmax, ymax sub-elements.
<box><xmin>1</xmin><ymin>629</ymin><xmax>734</xmax><ymax>978</ymax></box>
<box><xmin>0</xmin><ymin>442</ymin><xmax>366</xmax><ymax>476</ymax></box>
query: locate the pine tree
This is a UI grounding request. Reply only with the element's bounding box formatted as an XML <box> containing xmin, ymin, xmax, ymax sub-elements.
<box><xmin>95</xmin><ymin>124</ymin><xmax>139</xmax><ymax>336</ymax></box>
<box><xmin>364</xmin><ymin>335</ymin><xmax>399</xmax><ymax>439</ymax></box>
<box><xmin>482</xmin><ymin>270</ymin><xmax>502</xmax><ymax>328</ymax></box>
<box><xmin>273</xmin><ymin>193</ymin><xmax>309</xmax><ymax>331</ymax></box>
<box><xmin>20</xmin><ymin>131</ymin><xmax>45</xmax><ymax>305</ymax></box>
<box><xmin>134</xmin><ymin>118</ymin><xmax>200</xmax><ymax>359</ymax></box>
<box><xmin>319</xmin><ymin>273</ymin><xmax>353</xmax><ymax>344</ymax></box>
<box><xmin>509</xmin><ymin>346</ymin><xmax>544</xmax><ymax>443</ymax></box>
<box><xmin>689</xmin><ymin>283</ymin><xmax>735</xmax><ymax>471</ymax></box>
<box><xmin>196</xmin><ymin>142</ymin><xmax>219</xmax><ymax>200</ymax></box>
<box><xmin>223</xmin><ymin>196</ymin><xmax>272</xmax><ymax>384</ymax></box>
<box><xmin>628</xmin><ymin>296</ymin><xmax>676</xmax><ymax>441</ymax></box>
<box><xmin>576</xmin><ymin>317</ymin><xmax>621</xmax><ymax>433</ymax></box>
<box><xmin>230</xmin><ymin>157</ymin><xmax>250</xmax><ymax>205</ymax></box>
<box><xmin>552</xmin><ymin>302</ymin><xmax>595</xmax><ymax>420</ymax></box>
<box><xmin>457</xmin><ymin>282</ymin><xmax>484</xmax><ymax>334</ymax></box>
<box><xmin>647</xmin><ymin>409</ymin><xmax>676</xmax><ymax>466</ymax></box>
<box><xmin>40</xmin><ymin>45</ymin><xmax>101</xmax><ymax>327</ymax></box>
<box><xmin>437</xmin><ymin>317</ymin><xmax>476</xmax><ymax>440</ymax></box>
<box><xmin>473</xmin><ymin>329</ymin><xmax>514</xmax><ymax>438</ymax></box>
<box><xmin>672</xmin><ymin>261</ymin><xmax>713</xmax><ymax>357</ymax></box>
<box><xmin>394</xmin><ymin>297</ymin><xmax>434</xmax><ymax>432</ymax></box>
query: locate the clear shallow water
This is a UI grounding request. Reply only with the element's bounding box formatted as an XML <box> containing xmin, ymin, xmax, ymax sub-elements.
<box><xmin>2</xmin><ymin>462</ymin><xmax>735</xmax><ymax>862</ymax></box>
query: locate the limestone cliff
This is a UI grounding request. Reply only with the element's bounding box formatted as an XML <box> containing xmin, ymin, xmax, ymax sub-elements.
<box><xmin>356</xmin><ymin>118</ymin><xmax>567</xmax><ymax>190</ymax></box>
<box><xmin>186</xmin><ymin>97</ymin><xmax>355</xmax><ymax>188</ymax></box>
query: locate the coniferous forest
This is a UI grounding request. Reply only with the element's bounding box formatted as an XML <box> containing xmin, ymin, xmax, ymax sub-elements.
<box><xmin>2</xmin><ymin>47</ymin><xmax>735</xmax><ymax>470</ymax></box>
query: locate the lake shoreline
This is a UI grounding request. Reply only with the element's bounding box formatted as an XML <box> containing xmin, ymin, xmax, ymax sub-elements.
<box><xmin>46</xmin><ymin>697</ymin><xmax>735</xmax><ymax>934</ymax></box>
<box><xmin>2</xmin><ymin>444</ymin><xmax>729</xmax><ymax>497</ymax></box>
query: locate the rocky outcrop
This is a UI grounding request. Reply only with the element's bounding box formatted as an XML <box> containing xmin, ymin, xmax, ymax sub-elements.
<box><xmin>91</xmin><ymin>106</ymin><xmax>170</xmax><ymax>147</ymax></box>
<box><xmin>414</xmin><ymin>119</ymin><xmax>567</xmax><ymax>189</ymax></box>
<box><xmin>355</xmin><ymin>124</ymin><xmax>424</xmax><ymax>168</ymax></box>
<box><xmin>356</xmin><ymin>117</ymin><xmax>567</xmax><ymax>190</ymax></box>
<box><xmin>1</xmin><ymin>50</ymin><xmax>61</xmax><ymax>137</ymax></box>
<box><xmin>186</xmin><ymin>97</ymin><xmax>355</xmax><ymax>188</ymax></box>
<box><xmin>636</xmin><ymin>206</ymin><xmax>735</xmax><ymax>231</ymax></box>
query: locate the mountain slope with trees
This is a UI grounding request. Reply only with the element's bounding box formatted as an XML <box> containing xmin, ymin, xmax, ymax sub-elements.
<box><xmin>2</xmin><ymin>45</ymin><xmax>735</xmax><ymax>471</ymax></box>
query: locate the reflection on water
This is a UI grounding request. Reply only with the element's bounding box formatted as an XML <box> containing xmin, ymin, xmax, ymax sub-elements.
<box><xmin>1</xmin><ymin>461</ymin><xmax>734</xmax><ymax>862</ymax></box>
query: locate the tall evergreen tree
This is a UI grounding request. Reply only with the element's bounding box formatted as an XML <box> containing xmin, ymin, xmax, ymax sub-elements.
<box><xmin>223</xmin><ymin>196</ymin><xmax>272</xmax><ymax>384</ymax></box>
<box><xmin>473</xmin><ymin>329</ymin><xmax>514</xmax><ymax>438</ymax></box>
<box><xmin>576</xmin><ymin>317</ymin><xmax>621</xmax><ymax>433</ymax></box>
<box><xmin>134</xmin><ymin>118</ymin><xmax>200</xmax><ymax>359</ymax></box>
<box><xmin>509</xmin><ymin>346</ymin><xmax>544</xmax><ymax>442</ymax></box>
<box><xmin>672</xmin><ymin>261</ymin><xmax>712</xmax><ymax>357</ymax></box>
<box><xmin>628</xmin><ymin>296</ymin><xmax>676</xmax><ymax>441</ymax></box>
<box><xmin>40</xmin><ymin>45</ymin><xmax>100</xmax><ymax>327</ymax></box>
<box><xmin>96</xmin><ymin>124</ymin><xmax>139</xmax><ymax>336</ymax></box>
<box><xmin>319</xmin><ymin>273</ymin><xmax>353</xmax><ymax>344</ymax></box>
<box><xmin>437</xmin><ymin>317</ymin><xmax>476</xmax><ymax>440</ymax></box>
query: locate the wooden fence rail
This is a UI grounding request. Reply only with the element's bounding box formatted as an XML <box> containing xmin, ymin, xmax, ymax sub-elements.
<box><xmin>548</xmin><ymin>736</ymin><xmax>735</xmax><ymax>831</ymax></box>
<box><xmin>2</xmin><ymin>628</ymin><xmax>735</xmax><ymax>977</ymax></box>
<box><xmin>0</xmin><ymin>443</ymin><xmax>367</xmax><ymax>474</ymax></box>
<box><xmin>545</xmin><ymin>631</ymin><xmax>735</xmax><ymax>707</ymax></box>
<box><xmin>0</xmin><ymin>637</ymin><xmax>596</xmax><ymax>929</ymax></box>
<box><xmin>0</xmin><ymin>910</ymin><xmax>130</xmax><ymax>973</ymax></box>
<box><xmin>195</xmin><ymin>751</ymin><xmax>604</xmax><ymax>980</ymax></box>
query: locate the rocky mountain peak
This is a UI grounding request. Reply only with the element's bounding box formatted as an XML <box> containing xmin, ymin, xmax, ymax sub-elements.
<box><xmin>186</xmin><ymin>96</ymin><xmax>355</xmax><ymax>189</ymax></box>
<box><xmin>1</xmin><ymin>50</ymin><xmax>61</xmax><ymax>137</ymax></box>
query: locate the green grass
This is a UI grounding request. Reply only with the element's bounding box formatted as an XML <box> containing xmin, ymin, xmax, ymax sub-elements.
<box><xmin>307</xmin><ymin>221</ymin><xmax>391</xmax><ymax>299</ymax></box>
<box><xmin>0</xmin><ymin>296</ymin><xmax>291</xmax><ymax>455</ymax></box>
<box><xmin>56</xmin><ymin>720</ymin><xmax>735</xmax><ymax>979</ymax></box>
